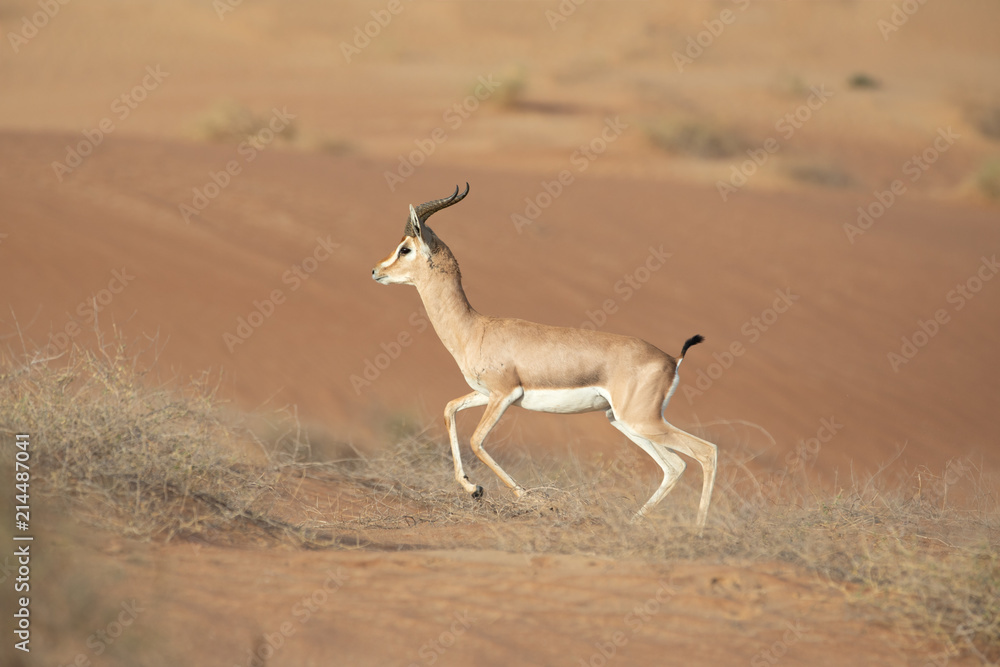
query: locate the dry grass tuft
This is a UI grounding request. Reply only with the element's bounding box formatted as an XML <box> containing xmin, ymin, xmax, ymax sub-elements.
<box><xmin>974</xmin><ymin>158</ymin><xmax>1000</xmax><ymax>200</ymax></box>
<box><xmin>487</xmin><ymin>65</ymin><xmax>528</xmax><ymax>110</ymax></box>
<box><xmin>784</xmin><ymin>160</ymin><xmax>854</xmax><ymax>189</ymax></box>
<box><xmin>1</xmin><ymin>343</ymin><xmax>997</xmax><ymax>661</ymax></box>
<box><xmin>194</xmin><ymin>99</ymin><xmax>297</xmax><ymax>148</ymax></box>
<box><xmin>847</xmin><ymin>72</ymin><xmax>882</xmax><ymax>90</ymax></box>
<box><xmin>646</xmin><ymin>118</ymin><xmax>750</xmax><ymax>159</ymax></box>
<box><xmin>311</xmin><ymin>438</ymin><xmax>999</xmax><ymax>661</ymax></box>
<box><xmin>968</xmin><ymin>104</ymin><xmax>1000</xmax><ymax>142</ymax></box>
<box><xmin>0</xmin><ymin>337</ymin><xmax>304</xmax><ymax>544</ymax></box>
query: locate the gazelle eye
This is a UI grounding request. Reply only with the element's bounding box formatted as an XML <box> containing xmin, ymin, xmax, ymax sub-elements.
<box><xmin>399</xmin><ymin>247</ymin><xmax>411</xmax><ymax>256</ymax></box>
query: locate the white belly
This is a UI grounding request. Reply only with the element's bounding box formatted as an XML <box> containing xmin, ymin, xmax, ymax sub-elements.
<box><xmin>515</xmin><ymin>387</ymin><xmax>611</xmax><ymax>414</ymax></box>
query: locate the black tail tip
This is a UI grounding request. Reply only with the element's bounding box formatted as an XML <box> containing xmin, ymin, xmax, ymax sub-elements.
<box><xmin>681</xmin><ymin>334</ymin><xmax>705</xmax><ymax>358</ymax></box>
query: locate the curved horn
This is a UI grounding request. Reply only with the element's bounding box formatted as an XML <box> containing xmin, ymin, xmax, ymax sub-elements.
<box><xmin>404</xmin><ymin>183</ymin><xmax>470</xmax><ymax>236</ymax></box>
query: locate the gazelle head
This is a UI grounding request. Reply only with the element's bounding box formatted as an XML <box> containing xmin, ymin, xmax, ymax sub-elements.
<box><xmin>372</xmin><ymin>183</ymin><xmax>470</xmax><ymax>286</ymax></box>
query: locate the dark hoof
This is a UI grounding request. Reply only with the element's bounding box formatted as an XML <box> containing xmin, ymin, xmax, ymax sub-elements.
<box><xmin>471</xmin><ymin>485</ymin><xmax>484</xmax><ymax>499</ymax></box>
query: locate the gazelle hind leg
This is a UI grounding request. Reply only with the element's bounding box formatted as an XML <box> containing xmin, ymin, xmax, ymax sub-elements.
<box><xmin>607</xmin><ymin>413</ymin><xmax>687</xmax><ymax>522</ymax></box>
<box><xmin>633</xmin><ymin>445</ymin><xmax>687</xmax><ymax>522</ymax></box>
<box><xmin>640</xmin><ymin>424</ymin><xmax>718</xmax><ymax>533</ymax></box>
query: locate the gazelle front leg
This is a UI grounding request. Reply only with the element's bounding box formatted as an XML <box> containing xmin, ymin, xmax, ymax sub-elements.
<box><xmin>444</xmin><ymin>391</ymin><xmax>490</xmax><ymax>497</ymax></box>
<box><xmin>470</xmin><ymin>387</ymin><xmax>526</xmax><ymax>497</ymax></box>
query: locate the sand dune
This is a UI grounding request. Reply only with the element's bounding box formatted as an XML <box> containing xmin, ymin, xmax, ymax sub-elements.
<box><xmin>2</xmin><ymin>131</ymin><xmax>998</xmax><ymax>481</ymax></box>
<box><xmin>31</xmin><ymin>517</ymin><xmax>951</xmax><ymax>667</ymax></box>
<box><xmin>2</xmin><ymin>1</ymin><xmax>999</xmax><ymax>664</ymax></box>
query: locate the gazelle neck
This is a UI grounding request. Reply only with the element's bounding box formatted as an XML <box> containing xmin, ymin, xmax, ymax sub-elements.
<box><xmin>415</xmin><ymin>266</ymin><xmax>483</xmax><ymax>364</ymax></box>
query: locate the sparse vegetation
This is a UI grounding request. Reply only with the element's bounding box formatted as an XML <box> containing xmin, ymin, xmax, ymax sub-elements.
<box><xmin>465</xmin><ymin>64</ymin><xmax>529</xmax><ymax>111</ymax></box>
<box><xmin>491</xmin><ymin>67</ymin><xmax>528</xmax><ymax>109</ymax></box>
<box><xmin>0</xmin><ymin>338</ymin><xmax>304</xmax><ymax>544</ymax></box>
<box><xmin>848</xmin><ymin>72</ymin><xmax>882</xmax><ymax>90</ymax></box>
<box><xmin>646</xmin><ymin>118</ymin><xmax>750</xmax><ymax>159</ymax></box>
<box><xmin>969</xmin><ymin>104</ymin><xmax>1000</xmax><ymax>142</ymax></box>
<box><xmin>318</xmin><ymin>437</ymin><xmax>999</xmax><ymax>662</ymax></box>
<box><xmin>1</xmin><ymin>344</ymin><xmax>997</xmax><ymax>662</ymax></box>
<box><xmin>975</xmin><ymin>158</ymin><xmax>1000</xmax><ymax>200</ymax></box>
<box><xmin>317</xmin><ymin>136</ymin><xmax>355</xmax><ymax>156</ymax></box>
<box><xmin>774</xmin><ymin>72</ymin><xmax>812</xmax><ymax>99</ymax></box>
<box><xmin>194</xmin><ymin>99</ymin><xmax>297</xmax><ymax>148</ymax></box>
<box><xmin>785</xmin><ymin>161</ymin><xmax>854</xmax><ymax>189</ymax></box>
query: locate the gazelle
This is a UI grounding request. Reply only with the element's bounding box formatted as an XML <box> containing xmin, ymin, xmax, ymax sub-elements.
<box><xmin>371</xmin><ymin>184</ymin><xmax>718</xmax><ymax>529</ymax></box>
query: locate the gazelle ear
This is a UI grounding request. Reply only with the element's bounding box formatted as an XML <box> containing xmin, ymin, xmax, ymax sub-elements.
<box><xmin>409</xmin><ymin>204</ymin><xmax>422</xmax><ymax>239</ymax></box>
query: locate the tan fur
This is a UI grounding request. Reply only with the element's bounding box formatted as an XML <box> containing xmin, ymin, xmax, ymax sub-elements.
<box><xmin>372</xmin><ymin>194</ymin><xmax>718</xmax><ymax>531</ymax></box>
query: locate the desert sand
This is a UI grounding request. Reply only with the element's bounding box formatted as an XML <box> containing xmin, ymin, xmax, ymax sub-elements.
<box><xmin>1</xmin><ymin>1</ymin><xmax>998</xmax><ymax>665</ymax></box>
